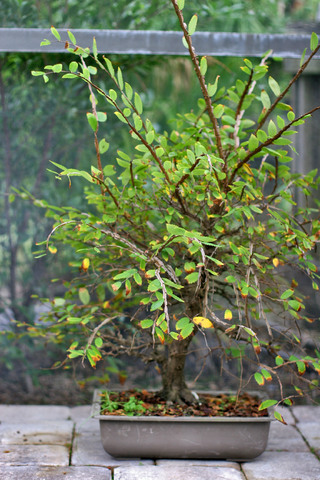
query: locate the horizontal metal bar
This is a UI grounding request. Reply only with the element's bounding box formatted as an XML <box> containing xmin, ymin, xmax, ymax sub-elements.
<box><xmin>0</xmin><ymin>28</ymin><xmax>318</xmax><ymax>59</ymax></box>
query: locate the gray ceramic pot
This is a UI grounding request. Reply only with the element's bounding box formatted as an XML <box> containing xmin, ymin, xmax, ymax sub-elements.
<box><xmin>92</xmin><ymin>389</ymin><xmax>272</xmax><ymax>460</ymax></box>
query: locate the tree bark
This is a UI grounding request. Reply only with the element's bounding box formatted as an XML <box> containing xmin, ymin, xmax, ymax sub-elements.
<box><xmin>159</xmin><ymin>335</ymin><xmax>195</xmax><ymax>404</ymax></box>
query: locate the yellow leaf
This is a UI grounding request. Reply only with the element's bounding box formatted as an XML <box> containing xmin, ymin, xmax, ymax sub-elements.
<box><xmin>272</xmin><ymin>258</ymin><xmax>280</xmax><ymax>267</ymax></box>
<box><xmin>82</xmin><ymin>257</ymin><xmax>90</xmax><ymax>271</ymax></box>
<box><xmin>224</xmin><ymin>309</ymin><xmax>232</xmax><ymax>321</ymax></box>
<box><xmin>193</xmin><ymin>316</ymin><xmax>213</xmax><ymax>328</ymax></box>
<box><xmin>242</xmin><ymin>163</ymin><xmax>253</xmax><ymax>175</ymax></box>
<box><xmin>48</xmin><ymin>245</ymin><xmax>57</xmax><ymax>254</ymax></box>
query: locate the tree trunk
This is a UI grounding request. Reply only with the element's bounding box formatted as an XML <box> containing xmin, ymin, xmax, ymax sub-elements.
<box><xmin>159</xmin><ymin>335</ymin><xmax>196</xmax><ymax>404</ymax></box>
<box><xmin>157</xmin><ymin>290</ymin><xmax>205</xmax><ymax>404</ymax></box>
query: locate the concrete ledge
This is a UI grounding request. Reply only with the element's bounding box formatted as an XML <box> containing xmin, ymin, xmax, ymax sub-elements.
<box><xmin>0</xmin><ymin>28</ymin><xmax>318</xmax><ymax>58</ymax></box>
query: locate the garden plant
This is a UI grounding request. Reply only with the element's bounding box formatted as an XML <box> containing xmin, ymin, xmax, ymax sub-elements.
<box><xmin>29</xmin><ymin>0</ymin><xmax>320</xmax><ymax>420</ymax></box>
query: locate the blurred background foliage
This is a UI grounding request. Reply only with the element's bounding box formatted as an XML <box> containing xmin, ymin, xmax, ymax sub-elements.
<box><xmin>1</xmin><ymin>0</ymin><xmax>319</xmax><ymax>32</ymax></box>
<box><xmin>0</xmin><ymin>0</ymin><xmax>319</xmax><ymax>403</ymax></box>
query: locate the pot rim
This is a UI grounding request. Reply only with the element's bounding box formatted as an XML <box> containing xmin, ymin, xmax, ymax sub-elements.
<box><xmin>91</xmin><ymin>389</ymin><xmax>273</xmax><ymax>422</ymax></box>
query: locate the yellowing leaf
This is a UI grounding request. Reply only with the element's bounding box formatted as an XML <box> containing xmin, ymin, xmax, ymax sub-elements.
<box><xmin>272</xmin><ymin>258</ymin><xmax>280</xmax><ymax>267</ymax></box>
<box><xmin>48</xmin><ymin>245</ymin><xmax>57</xmax><ymax>254</ymax></box>
<box><xmin>82</xmin><ymin>257</ymin><xmax>90</xmax><ymax>271</ymax></box>
<box><xmin>224</xmin><ymin>309</ymin><xmax>233</xmax><ymax>321</ymax></box>
<box><xmin>193</xmin><ymin>316</ymin><xmax>213</xmax><ymax>328</ymax></box>
<box><xmin>242</xmin><ymin>163</ymin><xmax>253</xmax><ymax>175</ymax></box>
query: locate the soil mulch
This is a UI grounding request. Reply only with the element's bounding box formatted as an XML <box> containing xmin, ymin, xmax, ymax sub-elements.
<box><xmin>100</xmin><ymin>389</ymin><xmax>268</xmax><ymax>417</ymax></box>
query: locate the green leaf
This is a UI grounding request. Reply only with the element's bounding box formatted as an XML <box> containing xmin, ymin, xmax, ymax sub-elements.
<box><xmin>176</xmin><ymin>317</ymin><xmax>191</xmax><ymax>330</ymax></box>
<box><xmin>188</xmin><ymin>14</ymin><xmax>198</xmax><ymax>35</ymax></box>
<box><xmin>140</xmin><ymin>319</ymin><xmax>154</xmax><ymax>329</ymax></box>
<box><xmin>180</xmin><ymin>323</ymin><xmax>194</xmax><ymax>339</ymax></box>
<box><xmin>177</xmin><ymin>0</ymin><xmax>185</xmax><ymax>9</ymax></box>
<box><xmin>275</xmin><ymin>355</ymin><xmax>284</xmax><ymax>366</ymax></box>
<box><xmin>104</xmin><ymin>57</ymin><xmax>115</xmax><ymax>78</ymax></box>
<box><xmin>99</xmin><ymin>138</ymin><xmax>110</xmax><ymax>154</ymax></box>
<box><xmin>114</xmin><ymin>268</ymin><xmax>137</xmax><ymax>280</ymax></box>
<box><xmin>95</xmin><ymin>337</ymin><xmax>103</xmax><ymax>348</ymax></box>
<box><xmin>288</xmin><ymin>299</ymin><xmax>302</xmax><ymax>311</ymax></box>
<box><xmin>248</xmin><ymin>134</ymin><xmax>259</xmax><ymax>151</ymax></box>
<box><xmin>274</xmin><ymin>410</ymin><xmax>287</xmax><ymax>424</ymax></box>
<box><xmin>213</xmin><ymin>104</ymin><xmax>224</xmax><ymax>118</ymax></box>
<box><xmin>254</xmin><ymin>372</ymin><xmax>265</xmax><ymax>386</ymax></box>
<box><xmin>268</xmin><ymin>119</ymin><xmax>277</xmax><ymax>137</ymax></box>
<box><xmin>69</xmin><ymin>61</ymin><xmax>78</xmax><ymax>72</ymax></box>
<box><xmin>134</xmin><ymin>272</ymin><xmax>142</xmax><ymax>286</ymax></box>
<box><xmin>185</xmin><ymin>271</ymin><xmax>199</xmax><ymax>284</ymax></box>
<box><xmin>296</xmin><ymin>360</ymin><xmax>306</xmax><ymax>375</ymax></box>
<box><xmin>268</xmin><ymin>76</ymin><xmax>281</xmax><ymax>96</ymax></box>
<box><xmin>52</xmin><ymin>63</ymin><xmax>62</xmax><ymax>73</ymax></box>
<box><xmin>259</xmin><ymin>399</ymin><xmax>277</xmax><ymax>410</ymax></box>
<box><xmin>200</xmin><ymin>57</ymin><xmax>207</xmax><ymax>76</ymax></box>
<box><xmin>166</xmin><ymin>224</ymin><xmax>186</xmax><ymax>236</ymax></box>
<box><xmin>207</xmin><ymin>75</ymin><xmax>220</xmax><ymax>97</ymax></box>
<box><xmin>134</xmin><ymin>92</ymin><xmax>143</xmax><ymax>115</ymax></box>
<box><xmin>182</xmin><ymin>36</ymin><xmax>188</xmax><ymax>49</ymax></box>
<box><xmin>40</xmin><ymin>39</ymin><xmax>51</xmax><ymax>46</ymax></box>
<box><xmin>86</xmin><ymin>113</ymin><xmax>98</xmax><ymax>132</ymax></box>
<box><xmin>117</xmin><ymin>67</ymin><xmax>124</xmax><ymax>90</ymax></box>
<box><xmin>310</xmin><ymin>32</ymin><xmax>319</xmax><ymax>51</ymax></box>
<box><xmin>51</xmin><ymin>26</ymin><xmax>61</xmax><ymax>41</ymax></box>
<box><xmin>93</xmin><ymin>37</ymin><xmax>98</xmax><ymax>59</ymax></box>
<box><xmin>261</xmin><ymin>90</ymin><xmax>271</xmax><ymax>109</ymax></box>
<box><xmin>280</xmin><ymin>289</ymin><xmax>294</xmax><ymax>300</ymax></box>
<box><xmin>79</xmin><ymin>287</ymin><xmax>90</xmax><ymax>305</ymax></box>
<box><xmin>67</xmin><ymin>30</ymin><xmax>76</xmax><ymax>44</ymax></box>
<box><xmin>300</xmin><ymin>47</ymin><xmax>307</xmax><ymax>67</ymax></box>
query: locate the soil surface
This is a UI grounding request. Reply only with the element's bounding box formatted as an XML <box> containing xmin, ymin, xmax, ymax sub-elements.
<box><xmin>99</xmin><ymin>389</ymin><xmax>268</xmax><ymax>417</ymax></box>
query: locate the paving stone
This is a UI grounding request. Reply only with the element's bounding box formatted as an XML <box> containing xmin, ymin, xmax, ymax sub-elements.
<box><xmin>156</xmin><ymin>459</ymin><xmax>240</xmax><ymax>469</ymax></box>
<box><xmin>0</xmin><ymin>405</ymin><xmax>71</xmax><ymax>423</ymax></box>
<box><xmin>75</xmin><ymin>415</ymin><xmax>99</xmax><ymax>434</ymax></box>
<box><xmin>242</xmin><ymin>451</ymin><xmax>320</xmax><ymax>480</ymax></box>
<box><xmin>296</xmin><ymin>422</ymin><xmax>320</xmax><ymax>455</ymax></box>
<box><xmin>0</xmin><ymin>444</ymin><xmax>69</xmax><ymax>466</ymax></box>
<box><xmin>114</xmin><ymin>465</ymin><xmax>245</xmax><ymax>480</ymax></box>
<box><xmin>0</xmin><ymin>420</ymin><xmax>73</xmax><ymax>445</ymax></box>
<box><xmin>0</xmin><ymin>466</ymin><xmax>111</xmax><ymax>479</ymax></box>
<box><xmin>72</xmin><ymin>430</ymin><xmax>153</xmax><ymax>467</ymax></box>
<box><xmin>291</xmin><ymin>406</ymin><xmax>320</xmax><ymax>423</ymax></box>
<box><xmin>69</xmin><ymin>405</ymin><xmax>92</xmax><ymax>423</ymax></box>
<box><xmin>266</xmin><ymin>422</ymin><xmax>308</xmax><ymax>451</ymax></box>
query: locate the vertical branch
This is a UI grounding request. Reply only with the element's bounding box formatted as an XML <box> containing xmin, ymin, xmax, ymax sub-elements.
<box><xmin>80</xmin><ymin>57</ymin><xmax>105</xmax><ymax>195</ymax></box>
<box><xmin>171</xmin><ymin>0</ymin><xmax>225</xmax><ymax>163</ymax></box>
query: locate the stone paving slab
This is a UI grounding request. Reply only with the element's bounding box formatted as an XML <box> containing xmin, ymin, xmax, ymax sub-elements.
<box><xmin>0</xmin><ymin>420</ymin><xmax>73</xmax><ymax>445</ymax></box>
<box><xmin>72</xmin><ymin>430</ymin><xmax>153</xmax><ymax>467</ymax></box>
<box><xmin>0</xmin><ymin>444</ymin><xmax>69</xmax><ymax>466</ymax></box>
<box><xmin>291</xmin><ymin>406</ymin><xmax>320</xmax><ymax>423</ymax></box>
<box><xmin>242</xmin><ymin>451</ymin><xmax>320</xmax><ymax>480</ymax></box>
<box><xmin>69</xmin><ymin>405</ymin><xmax>92</xmax><ymax>422</ymax></box>
<box><xmin>156</xmin><ymin>459</ymin><xmax>240</xmax><ymax>469</ymax></box>
<box><xmin>0</xmin><ymin>405</ymin><xmax>71</xmax><ymax>423</ymax></box>
<box><xmin>0</xmin><ymin>466</ymin><xmax>111</xmax><ymax>480</ymax></box>
<box><xmin>114</xmin><ymin>465</ymin><xmax>245</xmax><ymax>480</ymax></box>
<box><xmin>266</xmin><ymin>422</ymin><xmax>309</xmax><ymax>451</ymax></box>
<box><xmin>295</xmin><ymin>422</ymin><xmax>320</xmax><ymax>455</ymax></box>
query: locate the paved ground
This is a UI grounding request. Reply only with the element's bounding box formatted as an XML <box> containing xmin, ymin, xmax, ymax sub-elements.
<box><xmin>0</xmin><ymin>404</ymin><xmax>319</xmax><ymax>479</ymax></box>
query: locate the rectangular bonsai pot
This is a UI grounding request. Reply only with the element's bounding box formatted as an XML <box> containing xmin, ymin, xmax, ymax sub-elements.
<box><xmin>92</xmin><ymin>390</ymin><xmax>272</xmax><ymax>460</ymax></box>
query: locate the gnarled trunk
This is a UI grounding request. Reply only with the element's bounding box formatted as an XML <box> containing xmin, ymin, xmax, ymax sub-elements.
<box><xmin>159</xmin><ymin>335</ymin><xmax>196</xmax><ymax>404</ymax></box>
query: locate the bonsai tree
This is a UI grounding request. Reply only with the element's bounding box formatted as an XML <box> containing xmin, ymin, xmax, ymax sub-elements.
<box><xmin>30</xmin><ymin>0</ymin><xmax>320</xmax><ymax>417</ymax></box>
